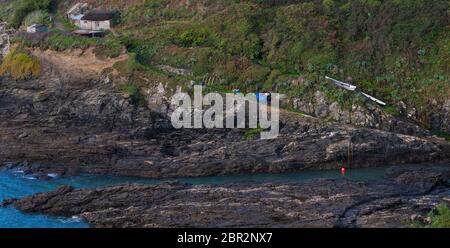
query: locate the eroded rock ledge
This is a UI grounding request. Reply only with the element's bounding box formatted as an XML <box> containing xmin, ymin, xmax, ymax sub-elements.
<box><xmin>1</xmin><ymin>59</ymin><xmax>449</xmax><ymax>179</ymax></box>
<box><xmin>3</xmin><ymin>164</ymin><xmax>450</xmax><ymax>228</ymax></box>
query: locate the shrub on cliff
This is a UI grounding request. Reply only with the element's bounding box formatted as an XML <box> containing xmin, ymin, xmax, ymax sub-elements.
<box><xmin>0</xmin><ymin>49</ymin><xmax>41</xmax><ymax>80</ymax></box>
<box><xmin>10</xmin><ymin>0</ymin><xmax>53</xmax><ymax>28</ymax></box>
<box><xmin>22</xmin><ymin>9</ymin><xmax>51</xmax><ymax>27</ymax></box>
<box><xmin>115</xmin><ymin>0</ymin><xmax>449</xmax><ymax>108</ymax></box>
<box><xmin>428</xmin><ymin>203</ymin><xmax>450</xmax><ymax>228</ymax></box>
<box><xmin>4</xmin><ymin>0</ymin><xmax>449</xmax><ymax>131</ymax></box>
<box><xmin>119</xmin><ymin>83</ymin><xmax>147</xmax><ymax>107</ymax></box>
<box><xmin>45</xmin><ymin>33</ymin><xmax>98</xmax><ymax>51</ymax></box>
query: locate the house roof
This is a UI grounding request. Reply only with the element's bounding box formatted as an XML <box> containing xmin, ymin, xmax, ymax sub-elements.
<box><xmin>71</xmin><ymin>14</ymin><xmax>84</xmax><ymax>21</ymax></box>
<box><xmin>81</xmin><ymin>11</ymin><xmax>114</xmax><ymax>21</ymax></box>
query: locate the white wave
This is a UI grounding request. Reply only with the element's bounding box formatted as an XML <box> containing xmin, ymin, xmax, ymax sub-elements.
<box><xmin>58</xmin><ymin>216</ymin><xmax>83</xmax><ymax>223</ymax></box>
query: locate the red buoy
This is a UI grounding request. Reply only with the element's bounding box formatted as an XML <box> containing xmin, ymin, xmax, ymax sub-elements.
<box><xmin>341</xmin><ymin>167</ymin><xmax>346</xmax><ymax>176</ymax></box>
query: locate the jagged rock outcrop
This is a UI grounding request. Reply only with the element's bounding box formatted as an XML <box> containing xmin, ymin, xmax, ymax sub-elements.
<box><xmin>427</xmin><ymin>99</ymin><xmax>450</xmax><ymax>134</ymax></box>
<box><xmin>4</xmin><ymin>164</ymin><xmax>450</xmax><ymax>228</ymax></box>
<box><xmin>0</xmin><ymin>55</ymin><xmax>449</xmax><ymax>179</ymax></box>
<box><xmin>0</xmin><ymin>47</ymin><xmax>449</xmax><ymax>228</ymax></box>
<box><xmin>0</xmin><ymin>23</ymin><xmax>10</xmax><ymax>59</ymax></box>
<box><xmin>291</xmin><ymin>91</ymin><xmax>433</xmax><ymax>137</ymax></box>
<box><xmin>156</xmin><ymin>65</ymin><xmax>193</xmax><ymax>76</ymax></box>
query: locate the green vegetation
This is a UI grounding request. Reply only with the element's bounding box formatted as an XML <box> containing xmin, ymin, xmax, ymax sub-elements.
<box><xmin>434</xmin><ymin>131</ymin><xmax>450</xmax><ymax>141</ymax></box>
<box><xmin>104</xmin><ymin>0</ymin><xmax>449</xmax><ymax>110</ymax></box>
<box><xmin>14</xmin><ymin>32</ymin><xmax>123</xmax><ymax>59</ymax></box>
<box><xmin>57</xmin><ymin>13</ymin><xmax>78</xmax><ymax>31</ymax></box>
<box><xmin>383</xmin><ymin>105</ymin><xmax>401</xmax><ymax>117</ymax></box>
<box><xmin>177</xmin><ymin>26</ymin><xmax>218</xmax><ymax>47</ymax></box>
<box><xmin>1</xmin><ymin>0</ymin><xmax>449</xmax><ymax>129</ymax></box>
<box><xmin>285</xmin><ymin>107</ymin><xmax>309</xmax><ymax>116</ymax></box>
<box><xmin>119</xmin><ymin>83</ymin><xmax>147</xmax><ymax>107</ymax></box>
<box><xmin>412</xmin><ymin>203</ymin><xmax>450</xmax><ymax>228</ymax></box>
<box><xmin>44</xmin><ymin>33</ymin><xmax>97</xmax><ymax>50</ymax></box>
<box><xmin>94</xmin><ymin>35</ymin><xmax>123</xmax><ymax>59</ymax></box>
<box><xmin>0</xmin><ymin>49</ymin><xmax>41</xmax><ymax>80</ymax></box>
<box><xmin>244</xmin><ymin>126</ymin><xmax>264</xmax><ymax>140</ymax></box>
<box><xmin>22</xmin><ymin>9</ymin><xmax>51</xmax><ymax>27</ymax></box>
<box><xmin>428</xmin><ymin>203</ymin><xmax>450</xmax><ymax>228</ymax></box>
<box><xmin>9</xmin><ymin>0</ymin><xmax>53</xmax><ymax>28</ymax></box>
<box><xmin>14</xmin><ymin>33</ymin><xmax>99</xmax><ymax>51</ymax></box>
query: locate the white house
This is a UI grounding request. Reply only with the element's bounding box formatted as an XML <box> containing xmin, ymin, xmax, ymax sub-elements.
<box><xmin>78</xmin><ymin>11</ymin><xmax>114</xmax><ymax>31</ymax></box>
<box><xmin>70</xmin><ymin>14</ymin><xmax>84</xmax><ymax>27</ymax></box>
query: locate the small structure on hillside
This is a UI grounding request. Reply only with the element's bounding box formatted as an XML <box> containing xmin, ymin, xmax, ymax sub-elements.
<box><xmin>66</xmin><ymin>3</ymin><xmax>119</xmax><ymax>37</ymax></box>
<box><xmin>67</xmin><ymin>3</ymin><xmax>89</xmax><ymax>27</ymax></box>
<box><xmin>79</xmin><ymin>10</ymin><xmax>114</xmax><ymax>31</ymax></box>
<box><xmin>26</xmin><ymin>24</ymin><xmax>48</xmax><ymax>33</ymax></box>
<box><xmin>70</xmin><ymin>14</ymin><xmax>85</xmax><ymax>27</ymax></box>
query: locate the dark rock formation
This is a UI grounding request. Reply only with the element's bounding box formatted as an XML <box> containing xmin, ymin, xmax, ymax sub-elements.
<box><xmin>291</xmin><ymin>91</ymin><xmax>434</xmax><ymax>137</ymax></box>
<box><xmin>4</xmin><ymin>164</ymin><xmax>450</xmax><ymax>228</ymax></box>
<box><xmin>427</xmin><ymin>99</ymin><xmax>450</xmax><ymax>135</ymax></box>
<box><xmin>291</xmin><ymin>90</ymin><xmax>450</xmax><ymax>137</ymax></box>
<box><xmin>0</xmin><ymin>59</ymin><xmax>449</xmax><ymax>179</ymax></box>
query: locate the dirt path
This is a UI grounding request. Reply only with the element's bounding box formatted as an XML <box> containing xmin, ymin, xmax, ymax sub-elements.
<box><xmin>30</xmin><ymin>47</ymin><xmax>128</xmax><ymax>81</ymax></box>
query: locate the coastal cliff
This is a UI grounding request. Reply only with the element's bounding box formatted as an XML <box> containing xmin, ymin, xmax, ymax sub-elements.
<box><xmin>0</xmin><ymin>53</ymin><xmax>449</xmax><ymax>179</ymax></box>
<box><xmin>0</xmin><ymin>0</ymin><xmax>449</xmax><ymax>229</ymax></box>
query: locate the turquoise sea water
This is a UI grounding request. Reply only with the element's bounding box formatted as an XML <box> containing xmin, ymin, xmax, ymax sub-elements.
<box><xmin>0</xmin><ymin>167</ymin><xmax>387</xmax><ymax>228</ymax></box>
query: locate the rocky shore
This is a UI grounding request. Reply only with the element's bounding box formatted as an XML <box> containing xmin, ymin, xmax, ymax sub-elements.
<box><xmin>2</xmin><ymin>164</ymin><xmax>449</xmax><ymax>228</ymax></box>
<box><xmin>0</xmin><ymin>56</ymin><xmax>449</xmax><ymax>179</ymax></box>
<box><xmin>0</xmin><ymin>48</ymin><xmax>450</xmax><ymax>228</ymax></box>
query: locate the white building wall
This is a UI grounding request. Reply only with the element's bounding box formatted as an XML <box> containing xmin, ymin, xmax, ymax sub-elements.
<box><xmin>79</xmin><ymin>20</ymin><xmax>110</xmax><ymax>31</ymax></box>
<box><xmin>97</xmin><ymin>21</ymin><xmax>110</xmax><ymax>30</ymax></box>
<box><xmin>79</xmin><ymin>20</ymin><xmax>91</xmax><ymax>30</ymax></box>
